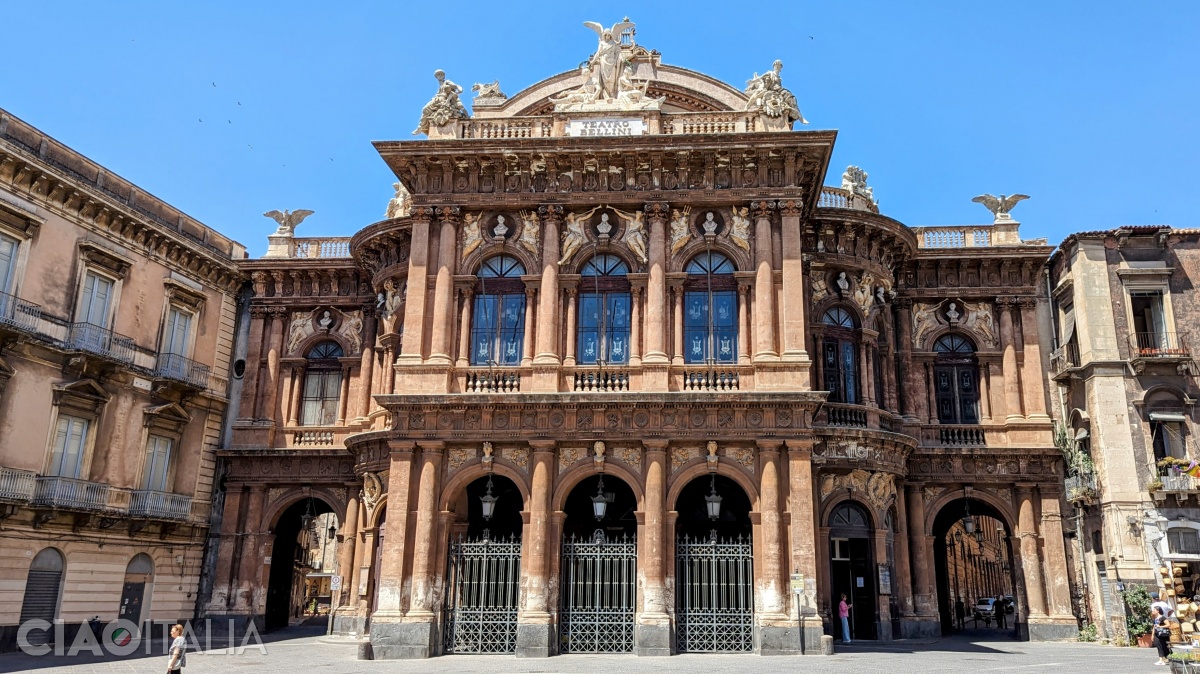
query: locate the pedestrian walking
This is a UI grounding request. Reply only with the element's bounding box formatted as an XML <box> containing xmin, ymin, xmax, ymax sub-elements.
<box><xmin>954</xmin><ymin>598</ymin><xmax>965</xmax><ymax>630</ymax></box>
<box><xmin>839</xmin><ymin>593</ymin><xmax>853</xmax><ymax>643</ymax></box>
<box><xmin>167</xmin><ymin>624</ymin><xmax>187</xmax><ymax>673</ymax></box>
<box><xmin>1151</xmin><ymin>607</ymin><xmax>1172</xmax><ymax>666</ymax></box>
<box><xmin>995</xmin><ymin>595</ymin><xmax>1007</xmax><ymax>629</ymax></box>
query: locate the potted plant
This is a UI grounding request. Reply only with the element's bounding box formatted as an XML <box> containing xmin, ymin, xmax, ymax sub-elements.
<box><xmin>1168</xmin><ymin>650</ymin><xmax>1200</xmax><ymax>674</ymax></box>
<box><xmin>1122</xmin><ymin>584</ymin><xmax>1154</xmax><ymax>647</ymax></box>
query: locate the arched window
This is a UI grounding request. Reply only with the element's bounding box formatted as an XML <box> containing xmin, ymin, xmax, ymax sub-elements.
<box><xmin>301</xmin><ymin>341</ymin><xmax>344</xmax><ymax>426</ymax></box>
<box><xmin>829</xmin><ymin>501</ymin><xmax>871</xmax><ymax>530</ymax></box>
<box><xmin>20</xmin><ymin>548</ymin><xmax>64</xmax><ymax>642</ymax></box>
<box><xmin>933</xmin><ymin>334</ymin><xmax>979</xmax><ymax>424</ymax></box>
<box><xmin>821</xmin><ymin>307</ymin><xmax>859</xmax><ymax>403</ymax></box>
<box><xmin>471</xmin><ymin>255</ymin><xmax>526</xmax><ymax>366</ymax></box>
<box><xmin>683</xmin><ymin>252</ymin><xmax>737</xmax><ymax>364</ymax></box>
<box><xmin>579</xmin><ymin>254</ymin><xmax>631</xmax><ymax>364</ymax></box>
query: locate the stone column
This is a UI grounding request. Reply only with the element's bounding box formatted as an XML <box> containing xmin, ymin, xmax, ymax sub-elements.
<box><xmin>1016</xmin><ymin>485</ymin><xmax>1048</xmax><ymax>618</ymax></box>
<box><xmin>1018</xmin><ymin>298</ymin><xmax>1049</xmax><ymax>419</ymax></box>
<box><xmin>206</xmin><ymin>487</ymin><xmax>244</xmax><ymax>614</ymax></box>
<box><xmin>517</xmin><ymin>441</ymin><xmax>556</xmax><ymax>658</ymax></box>
<box><xmin>737</xmin><ymin>281</ymin><xmax>751</xmax><ymax>364</ymax></box>
<box><xmin>427</xmin><ymin>207</ymin><xmax>460</xmax><ymax>364</ymax></box>
<box><xmin>671</xmin><ymin>284</ymin><xmax>685</xmax><ymax>366</ymax></box>
<box><xmin>751</xmin><ymin>201</ymin><xmax>778</xmax><ymax>361</ymax></box>
<box><xmin>978</xmin><ymin>363</ymin><xmax>992</xmax><ymax>421</ymax></box>
<box><xmin>906</xmin><ymin>484</ymin><xmax>938</xmax><ymax>629</ymax></box>
<box><xmin>778</xmin><ymin>200</ymin><xmax>807</xmax><ymax>362</ymax></box>
<box><xmin>332</xmin><ymin>491</ymin><xmax>360</xmax><ymax>632</ymax></box>
<box><xmin>925</xmin><ymin>362</ymin><xmax>937</xmax><ymax>424</ymax></box>
<box><xmin>260</xmin><ymin>308</ymin><xmax>286</xmax><ymax>428</ymax></box>
<box><xmin>238</xmin><ymin>308</ymin><xmax>267</xmax><ymax>420</ymax></box>
<box><xmin>398</xmin><ymin>208</ymin><xmax>433</xmax><ymax>364</ymax></box>
<box><xmin>892</xmin><ymin>481</ymin><xmax>915</xmax><ymax>621</ymax></box>
<box><xmin>357</xmin><ymin>310</ymin><xmax>378</xmax><ymax>419</ymax></box>
<box><xmin>455</xmin><ymin>288</ymin><xmax>473</xmax><ymax>368</ymax></box>
<box><xmin>987</xmin><ymin>361</ymin><xmax>1007</xmax><ymax>420</ymax></box>
<box><xmin>1039</xmin><ymin>491</ymin><xmax>1074</xmax><ymax>618</ymax></box>
<box><xmin>535</xmin><ymin>205</ymin><xmax>564</xmax><ymax>364</ymax></box>
<box><xmin>629</xmin><ymin>286</ymin><xmax>642</xmax><ymax>366</ymax></box>
<box><xmin>896</xmin><ymin>300</ymin><xmax>917</xmax><ymax>421</ymax></box>
<box><xmin>336</xmin><ymin>364</ymin><xmax>351</xmax><ymax>425</ymax></box>
<box><xmin>521</xmin><ymin>286</ymin><xmax>536</xmax><ymax>366</ymax></box>
<box><xmin>998</xmin><ymin>300</ymin><xmax>1023</xmax><ymax>421</ymax></box>
<box><xmin>286</xmin><ymin>365</ymin><xmax>303</xmax><ymax>426</ymax></box>
<box><xmin>564</xmin><ymin>288</ymin><xmax>578</xmax><ymax>367</ymax></box>
<box><xmin>235</xmin><ymin>486</ymin><xmax>268</xmax><ymax>614</ymax></box>
<box><xmin>861</xmin><ymin>344</ymin><xmax>875</xmax><ymax>406</ymax></box>
<box><xmin>636</xmin><ymin>441</ymin><xmax>670</xmax><ymax>656</ymax></box>
<box><xmin>757</xmin><ymin>440</ymin><xmax>787</xmax><ymax>617</ymax></box>
<box><xmin>642</xmin><ymin>203</ymin><xmax>670</xmax><ymax>364</ymax></box>
<box><xmin>785</xmin><ymin>439</ymin><xmax>823</xmax><ymax>650</ymax></box>
<box><xmin>369</xmin><ymin>442</ymin><xmax>417</xmax><ymax>657</ymax></box>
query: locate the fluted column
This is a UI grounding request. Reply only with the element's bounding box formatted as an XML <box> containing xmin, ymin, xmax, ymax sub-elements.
<box><xmin>237</xmin><ymin>307</ymin><xmax>266</xmax><ymax>420</ymax></box>
<box><xmin>398</xmin><ymin>207</ymin><xmax>433</xmax><ymax>364</ymax></box>
<box><xmin>757</xmin><ymin>440</ymin><xmax>787</xmax><ymax>617</ymax></box>
<box><xmin>517</xmin><ymin>441</ymin><xmax>555</xmax><ymax>658</ymax></box>
<box><xmin>535</xmin><ymin>205</ymin><xmax>563</xmax><ymax>364</ymax></box>
<box><xmin>1016</xmin><ymin>485</ymin><xmax>1048</xmax><ymax>618</ymax></box>
<box><xmin>778</xmin><ymin>200</ymin><xmax>808</xmax><ymax>361</ymax></box>
<box><xmin>357</xmin><ymin>310</ymin><xmax>378</xmax><ymax>419</ymax></box>
<box><xmin>564</xmin><ymin>288</ymin><xmax>578</xmax><ymax>366</ymax></box>
<box><xmin>642</xmin><ymin>203</ymin><xmax>670</xmax><ymax>363</ymax></box>
<box><xmin>427</xmin><ymin>206</ymin><xmax>460</xmax><ymax>364</ymax></box>
<box><xmin>636</xmin><ymin>440</ymin><xmax>670</xmax><ymax>656</ymax></box>
<box><xmin>751</xmin><ymin>201</ymin><xmax>778</xmax><ymax>361</ymax></box>
<box><xmin>1018</xmin><ymin>298</ymin><xmax>1049</xmax><ymax>419</ymax></box>
<box><xmin>998</xmin><ymin>299</ymin><xmax>1023</xmax><ymax>420</ymax></box>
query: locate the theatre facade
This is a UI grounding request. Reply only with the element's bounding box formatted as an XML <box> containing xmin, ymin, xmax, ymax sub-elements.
<box><xmin>203</xmin><ymin>21</ymin><xmax>1076</xmax><ymax>657</ymax></box>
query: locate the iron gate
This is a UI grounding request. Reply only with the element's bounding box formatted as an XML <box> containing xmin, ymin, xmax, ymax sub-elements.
<box><xmin>675</xmin><ymin>534</ymin><xmax>754</xmax><ymax>652</ymax></box>
<box><xmin>559</xmin><ymin>533</ymin><xmax>636</xmax><ymax>653</ymax></box>
<box><xmin>443</xmin><ymin>535</ymin><xmax>521</xmax><ymax>654</ymax></box>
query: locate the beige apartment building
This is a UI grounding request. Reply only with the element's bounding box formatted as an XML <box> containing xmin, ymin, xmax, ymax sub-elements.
<box><xmin>0</xmin><ymin>109</ymin><xmax>245</xmax><ymax>650</ymax></box>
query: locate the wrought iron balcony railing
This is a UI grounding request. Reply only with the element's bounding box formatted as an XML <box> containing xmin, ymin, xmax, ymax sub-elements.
<box><xmin>1050</xmin><ymin>342</ymin><xmax>1081</xmax><ymax>375</ymax></box>
<box><xmin>154</xmin><ymin>352</ymin><xmax>211</xmax><ymax>389</ymax></box>
<box><xmin>31</xmin><ymin>475</ymin><xmax>112</xmax><ymax>512</ymax></box>
<box><xmin>0</xmin><ymin>290</ymin><xmax>42</xmax><ymax>333</ymax></box>
<box><xmin>128</xmin><ymin>490</ymin><xmax>192</xmax><ymax>521</ymax></box>
<box><xmin>66</xmin><ymin>322</ymin><xmax>136</xmax><ymax>365</ymax></box>
<box><xmin>1130</xmin><ymin>332</ymin><xmax>1190</xmax><ymax>359</ymax></box>
<box><xmin>0</xmin><ymin>466</ymin><xmax>37</xmax><ymax>503</ymax></box>
<box><xmin>1065</xmin><ymin>472</ymin><xmax>1099</xmax><ymax>503</ymax></box>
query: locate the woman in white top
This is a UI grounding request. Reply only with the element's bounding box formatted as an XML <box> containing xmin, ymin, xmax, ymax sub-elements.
<box><xmin>167</xmin><ymin>624</ymin><xmax>186</xmax><ymax>673</ymax></box>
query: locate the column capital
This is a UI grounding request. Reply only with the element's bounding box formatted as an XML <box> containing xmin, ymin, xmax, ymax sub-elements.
<box><xmin>537</xmin><ymin>204</ymin><xmax>564</xmax><ymax>224</ymax></box>
<box><xmin>410</xmin><ymin>205</ymin><xmax>435</xmax><ymax>224</ymax></box>
<box><xmin>755</xmin><ymin>438</ymin><xmax>784</xmax><ymax>452</ymax></box>
<box><xmin>642</xmin><ymin>439</ymin><xmax>669</xmax><ymax>451</ymax></box>
<box><xmin>784</xmin><ymin>438</ymin><xmax>815</xmax><ymax>457</ymax></box>
<box><xmin>416</xmin><ymin>440</ymin><xmax>446</xmax><ymax>453</ymax></box>
<box><xmin>777</xmin><ymin>199</ymin><xmax>804</xmax><ymax>218</ymax></box>
<box><xmin>434</xmin><ymin>205</ymin><xmax>462</xmax><ymax>224</ymax></box>
<box><xmin>750</xmin><ymin>199</ymin><xmax>776</xmax><ymax>220</ymax></box>
<box><xmin>529</xmin><ymin>439</ymin><xmax>556</xmax><ymax>453</ymax></box>
<box><xmin>643</xmin><ymin>201</ymin><xmax>670</xmax><ymax>221</ymax></box>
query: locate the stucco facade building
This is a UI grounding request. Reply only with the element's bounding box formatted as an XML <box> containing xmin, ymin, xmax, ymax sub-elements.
<box><xmin>204</xmin><ymin>24</ymin><xmax>1077</xmax><ymax>659</ymax></box>
<box><xmin>0</xmin><ymin>109</ymin><xmax>245</xmax><ymax>650</ymax></box>
<box><xmin>1049</xmin><ymin>226</ymin><xmax>1200</xmax><ymax>641</ymax></box>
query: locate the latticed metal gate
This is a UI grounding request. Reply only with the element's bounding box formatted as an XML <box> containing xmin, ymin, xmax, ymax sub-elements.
<box><xmin>442</xmin><ymin>535</ymin><xmax>521</xmax><ymax>654</ymax></box>
<box><xmin>675</xmin><ymin>534</ymin><xmax>755</xmax><ymax>652</ymax></box>
<box><xmin>559</xmin><ymin>534</ymin><xmax>637</xmax><ymax>653</ymax></box>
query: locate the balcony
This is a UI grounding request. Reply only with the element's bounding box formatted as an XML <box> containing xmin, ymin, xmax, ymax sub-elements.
<box><xmin>463</xmin><ymin>368</ymin><xmax>522</xmax><ymax>393</ymax></box>
<box><xmin>128</xmin><ymin>490</ymin><xmax>192</xmax><ymax>521</ymax></box>
<box><xmin>1131</xmin><ymin>332</ymin><xmax>1191</xmax><ymax>358</ymax></box>
<box><xmin>1064</xmin><ymin>472</ymin><xmax>1099</xmax><ymax>504</ymax></box>
<box><xmin>817</xmin><ymin>186</ymin><xmax>880</xmax><ymax>214</ymax></box>
<box><xmin>0</xmin><ymin>467</ymin><xmax>36</xmax><ymax>503</ymax></box>
<box><xmin>292</xmin><ymin>237</ymin><xmax>351</xmax><ymax>259</ymax></box>
<box><xmin>30</xmin><ymin>475</ymin><xmax>112</xmax><ymax>512</ymax></box>
<box><xmin>678</xmin><ymin>366</ymin><xmax>741</xmax><ymax>392</ymax></box>
<box><xmin>0</xmin><ymin>290</ymin><xmax>42</xmax><ymax>334</ymax></box>
<box><xmin>922</xmin><ymin>425</ymin><xmax>988</xmax><ymax>447</ymax></box>
<box><xmin>822</xmin><ymin>403</ymin><xmax>868</xmax><ymax>428</ymax></box>
<box><xmin>154</xmin><ymin>352</ymin><xmax>211</xmax><ymax>389</ymax></box>
<box><xmin>1050</xmin><ymin>342</ymin><xmax>1081</xmax><ymax>379</ymax></box>
<box><xmin>66</xmin><ymin>322</ymin><xmax>136</xmax><ymax>365</ymax></box>
<box><xmin>570</xmin><ymin>367</ymin><xmax>631</xmax><ymax>392</ymax></box>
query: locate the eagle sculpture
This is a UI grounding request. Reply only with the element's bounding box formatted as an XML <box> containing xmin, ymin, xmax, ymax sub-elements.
<box><xmin>971</xmin><ymin>194</ymin><xmax>1029</xmax><ymax>221</ymax></box>
<box><xmin>263</xmin><ymin>209</ymin><xmax>314</xmax><ymax>236</ymax></box>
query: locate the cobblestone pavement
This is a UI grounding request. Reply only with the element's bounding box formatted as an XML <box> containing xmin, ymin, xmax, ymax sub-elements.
<box><xmin>0</xmin><ymin>626</ymin><xmax>1163</xmax><ymax>674</ymax></box>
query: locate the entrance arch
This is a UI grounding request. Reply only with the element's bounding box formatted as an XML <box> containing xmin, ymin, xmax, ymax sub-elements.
<box><xmin>118</xmin><ymin>553</ymin><xmax>154</xmax><ymax>625</ymax></box>
<box><xmin>442</xmin><ymin>473</ymin><xmax>524</xmax><ymax>654</ymax></box>
<box><xmin>265</xmin><ymin>496</ymin><xmax>336</xmax><ymax>630</ymax></box>
<box><xmin>932</xmin><ymin>497</ymin><xmax>1016</xmax><ymax>635</ymax></box>
<box><xmin>559</xmin><ymin>473</ymin><xmax>638</xmax><ymax>653</ymax></box>
<box><xmin>19</xmin><ymin>548</ymin><xmax>64</xmax><ymax>647</ymax></box>
<box><xmin>674</xmin><ymin>473</ymin><xmax>754</xmax><ymax>653</ymax></box>
<box><xmin>828</xmin><ymin>500</ymin><xmax>877</xmax><ymax>641</ymax></box>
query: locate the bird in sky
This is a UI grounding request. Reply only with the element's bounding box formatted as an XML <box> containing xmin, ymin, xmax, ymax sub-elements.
<box><xmin>212</xmin><ymin>82</ymin><xmax>216</xmax><ymax>87</ymax></box>
<box><xmin>198</xmin><ymin>118</ymin><xmax>203</xmax><ymax>122</ymax></box>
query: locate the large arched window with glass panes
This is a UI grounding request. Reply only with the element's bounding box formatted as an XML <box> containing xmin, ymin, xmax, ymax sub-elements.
<box><xmin>578</xmin><ymin>254</ymin><xmax>631</xmax><ymax>364</ymax></box>
<box><xmin>933</xmin><ymin>334</ymin><xmax>980</xmax><ymax>424</ymax></box>
<box><xmin>683</xmin><ymin>252</ymin><xmax>737</xmax><ymax>364</ymax></box>
<box><xmin>471</xmin><ymin>255</ymin><xmax>526</xmax><ymax>366</ymax></box>
<box><xmin>821</xmin><ymin>306</ymin><xmax>860</xmax><ymax>403</ymax></box>
<box><xmin>301</xmin><ymin>341</ymin><xmax>343</xmax><ymax>426</ymax></box>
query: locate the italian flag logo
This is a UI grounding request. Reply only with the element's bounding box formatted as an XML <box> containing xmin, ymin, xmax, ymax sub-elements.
<box><xmin>110</xmin><ymin>627</ymin><xmax>133</xmax><ymax>647</ymax></box>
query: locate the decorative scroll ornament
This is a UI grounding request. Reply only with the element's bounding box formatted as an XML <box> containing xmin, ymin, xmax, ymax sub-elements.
<box><xmin>743</xmin><ymin>60</ymin><xmax>807</xmax><ymax>129</ymax></box>
<box><xmin>669</xmin><ymin>206</ymin><xmax>693</xmax><ymax>256</ymax></box>
<box><xmin>447</xmin><ymin>446</ymin><xmax>477</xmax><ymax>472</ymax></box>
<box><xmin>728</xmin><ymin>206</ymin><xmax>751</xmax><ymax>252</ymax></box>
<box><xmin>361</xmin><ymin>472</ymin><xmax>383</xmax><ymax>513</ymax></box>
<box><xmin>385</xmin><ymin>182</ymin><xmax>411</xmax><ymax>219</ymax></box>
<box><xmin>413</xmin><ymin>70</ymin><xmax>469</xmax><ymax>137</ymax></box>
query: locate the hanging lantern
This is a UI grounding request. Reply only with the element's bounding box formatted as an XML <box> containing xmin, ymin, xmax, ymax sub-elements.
<box><xmin>592</xmin><ymin>475</ymin><xmax>609</xmax><ymax>521</ymax></box>
<box><xmin>300</xmin><ymin>496</ymin><xmax>314</xmax><ymax>529</ymax></box>
<box><xmin>480</xmin><ymin>476</ymin><xmax>498</xmax><ymax>521</ymax></box>
<box><xmin>705</xmin><ymin>474</ymin><xmax>723</xmax><ymax>521</ymax></box>
<box><xmin>962</xmin><ymin>500</ymin><xmax>976</xmax><ymax>535</ymax></box>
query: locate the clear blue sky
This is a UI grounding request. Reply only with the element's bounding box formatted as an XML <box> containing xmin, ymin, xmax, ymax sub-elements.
<box><xmin>2</xmin><ymin>2</ymin><xmax>1196</xmax><ymax>257</ymax></box>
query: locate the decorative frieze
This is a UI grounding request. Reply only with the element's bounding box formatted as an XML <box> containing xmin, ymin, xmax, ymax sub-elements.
<box><xmin>501</xmin><ymin>446</ymin><xmax>529</xmax><ymax>472</ymax></box>
<box><xmin>446</xmin><ymin>446</ymin><xmax>477</xmax><ymax>472</ymax></box>
<box><xmin>559</xmin><ymin>446</ymin><xmax>588</xmax><ymax>473</ymax></box>
<box><xmin>724</xmin><ymin>446</ymin><xmax>756</xmax><ymax>473</ymax></box>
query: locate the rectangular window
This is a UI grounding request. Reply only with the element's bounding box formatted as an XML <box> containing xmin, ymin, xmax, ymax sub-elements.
<box><xmin>142</xmin><ymin>435</ymin><xmax>174</xmax><ymax>491</ymax></box>
<box><xmin>0</xmin><ymin>232</ymin><xmax>17</xmax><ymax>295</ymax></box>
<box><xmin>300</xmin><ymin>370</ymin><xmax>342</xmax><ymax>426</ymax></box>
<box><xmin>78</xmin><ymin>271</ymin><xmax>114</xmax><ymax>327</ymax></box>
<box><xmin>578</xmin><ymin>292</ymin><xmax>631</xmax><ymax>365</ymax></box>
<box><xmin>1169</xmin><ymin>528</ymin><xmax>1200</xmax><ymax>555</ymax></box>
<box><xmin>683</xmin><ymin>290</ymin><xmax>737</xmax><ymax>364</ymax></box>
<box><xmin>1152</xmin><ymin>421</ymin><xmax>1187</xmax><ymax>460</ymax></box>
<box><xmin>1130</xmin><ymin>290</ymin><xmax>1167</xmax><ymax>352</ymax></box>
<box><xmin>163</xmin><ymin>307</ymin><xmax>193</xmax><ymax>356</ymax></box>
<box><xmin>48</xmin><ymin>415</ymin><xmax>89</xmax><ymax>478</ymax></box>
<box><xmin>470</xmin><ymin>293</ymin><xmax>525</xmax><ymax>366</ymax></box>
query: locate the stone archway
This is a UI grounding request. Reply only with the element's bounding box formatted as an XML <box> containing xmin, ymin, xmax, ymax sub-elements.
<box><xmin>931</xmin><ymin>497</ymin><xmax>1017</xmax><ymax>637</ymax></box>
<box><xmin>265</xmin><ymin>495</ymin><xmax>337</xmax><ymax>630</ymax></box>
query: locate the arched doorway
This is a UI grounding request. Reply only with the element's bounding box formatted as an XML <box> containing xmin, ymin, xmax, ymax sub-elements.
<box><xmin>674</xmin><ymin>473</ymin><xmax>754</xmax><ymax>653</ymax></box>
<box><xmin>559</xmin><ymin>473</ymin><xmax>638</xmax><ymax>653</ymax></box>
<box><xmin>932</xmin><ymin>498</ymin><xmax>1016</xmax><ymax>635</ymax></box>
<box><xmin>118</xmin><ymin>554</ymin><xmax>154</xmax><ymax>626</ymax></box>
<box><xmin>828</xmin><ymin>501</ymin><xmax>877</xmax><ymax>641</ymax></box>
<box><xmin>19</xmin><ymin>548</ymin><xmax>64</xmax><ymax>646</ymax></box>
<box><xmin>443</xmin><ymin>473</ymin><xmax>524</xmax><ymax>654</ymax></box>
<box><xmin>266</xmin><ymin>496</ymin><xmax>336</xmax><ymax>630</ymax></box>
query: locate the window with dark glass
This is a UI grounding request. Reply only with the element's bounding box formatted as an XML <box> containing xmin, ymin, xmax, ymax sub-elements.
<box><xmin>301</xmin><ymin>341</ymin><xmax>344</xmax><ymax>426</ymax></box>
<box><xmin>471</xmin><ymin>255</ymin><xmax>526</xmax><ymax>366</ymax></box>
<box><xmin>933</xmin><ymin>334</ymin><xmax>979</xmax><ymax>424</ymax></box>
<box><xmin>821</xmin><ymin>307</ymin><xmax>859</xmax><ymax>403</ymax></box>
<box><xmin>578</xmin><ymin>254</ymin><xmax>631</xmax><ymax>364</ymax></box>
<box><xmin>683</xmin><ymin>252</ymin><xmax>737</xmax><ymax>364</ymax></box>
<box><xmin>1169</xmin><ymin>528</ymin><xmax>1200</xmax><ymax>555</ymax></box>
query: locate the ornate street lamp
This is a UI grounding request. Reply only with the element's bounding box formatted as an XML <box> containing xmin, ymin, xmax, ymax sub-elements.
<box><xmin>591</xmin><ymin>475</ymin><xmax>609</xmax><ymax>521</ymax></box>
<box><xmin>480</xmin><ymin>475</ymin><xmax>498</xmax><ymax>521</ymax></box>
<box><xmin>962</xmin><ymin>500</ymin><xmax>976</xmax><ymax>535</ymax></box>
<box><xmin>705</xmin><ymin>474</ymin><xmax>723</xmax><ymax>521</ymax></box>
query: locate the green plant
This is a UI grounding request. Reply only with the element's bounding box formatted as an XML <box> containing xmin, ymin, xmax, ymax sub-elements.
<box><xmin>1077</xmin><ymin>623</ymin><xmax>1099</xmax><ymax>642</ymax></box>
<box><xmin>1149</xmin><ymin>479</ymin><xmax>1165</xmax><ymax>493</ymax></box>
<box><xmin>1169</xmin><ymin>650</ymin><xmax>1200</xmax><ymax>662</ymax></box>
<box><xmin>1054</xmin><ymin>420</ymin><xmax>1096</xmax><ymax>476</ymax></box>
<box><xmin>1122</xmin><ymin>584</ymin><xmax>1153</xmax><ymax>639</ymax></box>
<box><xmin>1158</xmin><ymin>456</ymin><xmax>1194</xmax><ymax>470</ymax></box>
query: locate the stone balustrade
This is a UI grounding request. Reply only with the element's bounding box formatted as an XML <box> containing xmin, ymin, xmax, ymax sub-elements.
<box><xmin>570</xmin><ymin>367</ymin><xmax>631</xmax><ymax>392</ymax></box>
<box><xmin>817</xmin><ymin>186</ymin><xmax>880</xmax><ymax>214</ymax></box>
<box><xmin>677</xmin><ymin>366</ymin><xmax>741</xmax><ymax>392</ymax></box>
<box><xmin>463</xmin><ymin>368</ymin><xmax>523</xmax><ymax>393</ymax></box>
<box><xmin>293</xmin><ymin>237</ymin><xmax>352</xmax><ymax>259</ymax></box>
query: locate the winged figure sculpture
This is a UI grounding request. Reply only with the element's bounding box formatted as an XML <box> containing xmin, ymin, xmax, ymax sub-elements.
<box><xmin>971</xmin><ymin>194</ymin><xmax>1029</xmax><ymax>221</ymax></box>
<box><xmin>263</xmin><ymin>209</ymin><xmax>314</xmax><ymax>236</ymax></box>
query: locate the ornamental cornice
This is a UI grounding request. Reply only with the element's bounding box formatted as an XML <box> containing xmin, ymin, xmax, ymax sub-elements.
<box><xmin>907</xmin><ymin>447</ymin><xmax>1062</xmax><ymax>485</ymax></box>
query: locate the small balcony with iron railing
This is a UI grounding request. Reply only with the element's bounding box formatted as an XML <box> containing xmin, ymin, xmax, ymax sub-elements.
<box><xmin>1130</xmin><ymin>332</ymin><xmax>1192</xmax><ymax>370</ymax></box>
<box><xmin>153</xmin><ymin>352</ymin><xmax>211</xmax><ymax>389</ymax></box>
<box><xmin>128</xmin><ymin>490</ymin><xmax>192</xmax><ymax>521</ymax></box>
<box><xmin>1064</xmin><ymin>471</ymin><xmax>1099</xmax><ymax>504</ymax></box>
<box><xmin>0</xmin><ymin>290</ymin><xmax>43</xmax><ymax>336</ymax></box>
<box><xmin>1152</xmin><ymin>458</ymin><xmax>1200</xmax><ymax>499</ymax></box>
<box><xmin>65</xmin><ymin>322</ymin><xmax>136</xmax><ymax>365</ymax></box>
<box><xmin>30</xmin><ymin>475</ymin><xmax>114</xmax><ymax>512</ymax></box>
<box><xmin>0</xmin><ymin>467</ymin><xmax>37</xmax><ymax>503</ymax></box>
<box><xmin>1050</xmin><ymin>342</ymin><xmax>1081</xmax><ymax>380</ymax></box>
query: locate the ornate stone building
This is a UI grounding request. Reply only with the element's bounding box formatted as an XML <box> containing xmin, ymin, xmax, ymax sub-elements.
<box><xmin>0</xmin><ymin>109</ymin><xmax>245</xmax><ymax>650</ymax></box>
<box><xmin>1049</xmin><ymin>226</ymin><xmax>1200</xmax><ymax>641</ymax></box>
<box><xmin>205</xmin><ymin>21</ymin><xmax>1075</xmax><ymax>658</ymax></box>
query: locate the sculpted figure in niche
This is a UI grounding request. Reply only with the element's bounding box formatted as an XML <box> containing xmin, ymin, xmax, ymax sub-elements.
<box><xmin>596</xmin><ymin>212</ymin><xmax>613</xmax><ymax>236</ymax></box>
<box><xmin>728</xmin><ymin>207</ymin><xmax>751</xmax><ymax>252</ymax></box>
<box><xmin>413</xmin><ymin>70</ymin><xmax>468</xmax><ymax>137</ymax></box>
<box><xmin>518</xmin><ymin>210</ymin><xmax>540</xmax><ymax>259</ymax></box>
<box><xmin>376</xmin><ymin>279</ymin><xmax>404</xmax><ymax>322</ymax></box>
<box><xmin>669</xmin><ymin>206</ymin><xmax>693</xmax><ymax>256</ymax></box>
<box><xmin>610</xmin><ymin>207</ymin><xmax>647</xmax><ymax>264</ymax></box>
<box><xmin>744</xmin><ymin>60</ymin><xmax>807</xmax><ymax>127</ymax></box>
<box><xmin>339</xmin><ymin>311</ymin><xmax>364</xmax><ymax>354</ymax></box>
<box><xmin>946</xmin><ymin>302</ymin><xmax>961</xmax><ymax>323</ymax></box>
<box><xmin>318</xmin><ymin>310</ymin><xmax>334</xmax><ymax>331</ymax></box>
<box><xmin>560</xmin><ymin>206</ymin><xmax>600</xmax><ymax>265</ymax></box>
<box><xmin>836</xmin><ymin>271</ymin><xmax>850</xmax><ymax>294</ymax></box>
<box><xmin>853</xmin><ymin>272</ymin><xmax>875</xmax><ymax>315</ymax></box>
<box><xmin>493</xmin><ymin>214</ymin><xmax>509</xmax><ymax>238</ymax></box>
<box><xmin>810</xmin><ymin>271</ymin><xmax>829</xmax><ymax>309</ymax></box>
